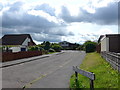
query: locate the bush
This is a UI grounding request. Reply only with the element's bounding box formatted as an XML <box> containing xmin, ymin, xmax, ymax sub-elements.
<box><xmin>28</xmin><ymin>46</ymin><xmax>39</xmax><ymax>51</ymax></box>
<box><xmin>44</xmin><ymin>50</ymin><xmax>48</xmax><ymax>54</ymax></box>
<box><xmin>83</xmin><ymin>41</ymin><xmax>97</xmax><ymax>53</ymax></box>
<box><xmin>39</xmin><ymin>47</ymin><xmax>44</xmax><ymax>51</ymax></box>
<box><xmin>44</xmin><ymin>41</ymin><xmax>50</xmax><ymax>50</ymax></box>
<box><xmin>76</xmin><ymin>45</ymin><xmax>84</xmax><ymax>50</ymax></box>
<box><xmin>52</xmin><ymin>44</ymin><xmax>62</xmax><ymax>52</ymax></box>
<box><xmin>85</xmin><ymin>44</ymin><xmax>96</xmax><ymax>53</ymax></box>
<box><xmin>49</xmin><ymin>48</ymin><xmax>55</xmax><ymax>52</ymax></box>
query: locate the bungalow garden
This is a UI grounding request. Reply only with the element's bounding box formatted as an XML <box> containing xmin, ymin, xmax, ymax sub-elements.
<box><xmin>28</xmin><ymin>41</ymin><xmax>63</xmax><ymax>54</ymax></box>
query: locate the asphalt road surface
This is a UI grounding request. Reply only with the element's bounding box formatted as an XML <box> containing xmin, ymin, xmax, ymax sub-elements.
<box><xmin>2</xmin><ymin>51</ymin><xmax>86</xmax><ymax>88</ymax></box>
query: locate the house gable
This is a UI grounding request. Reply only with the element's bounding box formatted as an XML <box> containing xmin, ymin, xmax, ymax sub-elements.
<box><xmin>1</xmin><ymin>34</ymin><xmax>36</xmax><ymax>52</ymax></box>
<box><xmin>22</xmin><ymin>37</ymin><xmax>30</xmax><ymax>46</ymax></box>
<box><xmin>1</xmin><ymin>34</ymin><xmax>36</xmax><ymax>46</ymax></box>
<box><xmin>98</xmin><ymin>34</ymin><xmax>120</xmax><ymax>53</ymax></box>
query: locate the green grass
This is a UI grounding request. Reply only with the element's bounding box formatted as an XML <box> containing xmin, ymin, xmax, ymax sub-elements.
<box><xmin>70</xmin><ymin>52</ymin><xmax>119</xmax><ymax>88</ymax></box>
<box><xmin>48</xmin><ymin>52</ymin><xmax>57</xmax><ymax>54</ymax></box>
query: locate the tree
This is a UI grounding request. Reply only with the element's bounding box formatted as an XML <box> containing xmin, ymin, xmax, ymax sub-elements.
<box><xmin>83</xmin><ymin>41</ymin><xmax>97</xmax><ymax>53</ymax></box>
<box><xmin>37</xmin><ymin>44</ymin><xmax>44</xmax><ymax>49</ymax></box>
<box><xmin>85</xmin><ymin>44</ymin><xmax>96</xmax><ymax>53</ymax></box>
<box><xmin>44</xmin><ymin>41</ymin><xmax>51</xmax><ymax>50</ymax></box>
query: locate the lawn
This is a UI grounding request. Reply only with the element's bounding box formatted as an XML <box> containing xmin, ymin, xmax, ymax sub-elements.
<box><xmin>70</xmin><ymin>52</ymin><xmax>119</xmax><ymax>88</ymax></box>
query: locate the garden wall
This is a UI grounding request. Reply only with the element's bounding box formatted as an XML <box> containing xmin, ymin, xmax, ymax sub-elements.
<box><xmin>2</xmin><ymin>51</ymin><xmax>42</xmax><ymax>62</ymax></box>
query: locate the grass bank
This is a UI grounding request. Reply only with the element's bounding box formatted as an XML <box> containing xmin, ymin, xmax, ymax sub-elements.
<box><xmin>70</xmin><ymin>52</ymin><xmax>119</xmax><ymax>88</ymax></box>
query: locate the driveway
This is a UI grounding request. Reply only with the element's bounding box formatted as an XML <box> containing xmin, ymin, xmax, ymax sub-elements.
<box><xmin>2</xmin><ymin>51</ymin><xmax>86</xmax><ymax>88</ymax></box>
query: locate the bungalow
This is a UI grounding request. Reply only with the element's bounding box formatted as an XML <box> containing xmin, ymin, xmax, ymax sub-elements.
<box><xmin>59</xmin><ymin>41</ymin><xmax>69</xmax><ymax>47</ymax></box>
<box><xmin>1</xmin><ymin>34</ymin><xmax>36</xmax><ymax>52</ymax></box>
<box><xmin>97</xmin><ymin>34</ymin><xmax>120</xmax><ymax>53</ymax></box>
<box><xmin>59</xmin><ymin>41</ymin><xmax>79</xmax><ymax>50</ymax></box>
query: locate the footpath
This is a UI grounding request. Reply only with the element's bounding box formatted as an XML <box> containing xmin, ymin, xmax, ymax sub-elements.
<box><xmin>1</xmin><ymin>52</ymin><xmax>64</xmax><ymax>68</ymax></box>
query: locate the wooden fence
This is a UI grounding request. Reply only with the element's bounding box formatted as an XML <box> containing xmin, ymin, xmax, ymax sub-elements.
<box><xmin>73</xmin><ymin>66</ymin><xmax>95</xmax><ymax>89</ymax></box>
<box><xmin>1</xmin><ymin>51</ymin><xmax>42</xmax><ymax>62</ymax></box>
<box><xmin>101</xmin><ymin>51</ymin><xmax>120</xmax><ymax>72</ymax></box>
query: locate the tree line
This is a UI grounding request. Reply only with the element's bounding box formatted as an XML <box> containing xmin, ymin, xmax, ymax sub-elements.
<box><xmin>28</xmin><ymin>40</ymin><xmax>98</xmax><ymax>53</ymax></box>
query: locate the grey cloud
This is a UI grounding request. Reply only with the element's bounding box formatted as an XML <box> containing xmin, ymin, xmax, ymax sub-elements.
<box><xmin>59</xmin><ymin>6</ymin><xmax>92</xmax><ymax>23</ymax></box>
<box><xmin>60</xmin><ymin>2</ymin><xmax>118</xmax><ymax>25</ymax></box>
<box><xmin>2</xmin><ymin>1</ymin><xmax>74</xmax><ymax>42</ymax></box>
<box><xmin>68</xmin><ymin>31</ymin><xmax>74</xmax><ymax>36</ymax></box>
<box><xmin>2</xmin><ymin>27</ymin><xmax>19</xmax><ymax>34</ymax></box>
<box><xmin>118</xmin><ymin>2</ymin><xmax>120</xmax><ymax>31</ymax></box>
<box><xmin>34</xmin><ymin>3</ymin><xmax>55</xmax><ymax>16</ymax></box>
<box><xmin>32</xmin><ymin>33</ymin><xmax>62</xmax><ymax>42</ymax></box>
<box><xmin>2</xmin><ymin>11</ymin><xmax>58</xmax><ymax>28</ymax></box>
<box><xmin>0</xmin><ymin>3</ymin><xmax>3</xmax><ymax>11</ymax></box>
<box><xmin>9</xmin><ymin>1</ymin><xmax>24</xmax><ymax>12</ymax></box>
<box><xmin>59</xmin><ymin>6</ymin><xmax>72</xmax><ymax>22</ymax></box>
<box><xmin>78</xmin><ymin>33</ymin><xmax>99</xmax><ymax>41</ymax></box>
<box><xmin>93</xmin><ymin>2</ymin><xmax>118</xmax><ymax>25</ymax></box>
<box><xmin>2</xmin><ymin>1</ymin><xmax>65</xmax><ymax>29</ymax></box>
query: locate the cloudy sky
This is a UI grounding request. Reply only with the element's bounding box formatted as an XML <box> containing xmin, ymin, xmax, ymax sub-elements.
<box><xmin>0</xmin><ymin>0</ymin><xmax>119</xmax><ymax>44</ymax></box>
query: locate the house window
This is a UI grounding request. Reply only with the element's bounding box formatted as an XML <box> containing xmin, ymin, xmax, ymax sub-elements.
<box><xmin>21</xmin><ymin>48</ymin><xmax>26</xmax><ymax>51</ymax></box>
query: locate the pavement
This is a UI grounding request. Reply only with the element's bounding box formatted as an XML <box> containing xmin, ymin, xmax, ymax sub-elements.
<box><xmin>2</xmin><ymin>50</ymin><xmax>86</xmax><ymax>88</ymax></box>
<box><xmin>2</xmin><ymin>52</ymin><xmax>64</xmax><ymax>68</ymax></box>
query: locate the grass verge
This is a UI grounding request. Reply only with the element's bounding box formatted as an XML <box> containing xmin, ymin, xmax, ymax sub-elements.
<box><xmin>48</xmin><ymin>52</ymin><xmax>61</xmax><ymax>54</ymax></box>
<box><xmin>48</xmin><ymin>52</ymin><xmax>56</xmax><ymax>54</ymax></box>
<box><xmin>70</xmin><ymin>52</ymin><xmax>119</xmax><ymax>88</ymax></box>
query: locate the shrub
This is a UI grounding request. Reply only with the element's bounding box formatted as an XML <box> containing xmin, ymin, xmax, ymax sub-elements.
<box><xmin>28</xmin><ymin>46</ymin><xmax>39</xmax><ymax>51</ymax></box>
<box><xmin>49</xmin><ymin>48</ymin><xmax>55</xmax><ymax>52</ymax></box>
<box><xmin>52</xmin><ymin>44</ymin><xmax>62</xmax><ymax>52</ymax></box>
<box><xmin>44</xmin><ymin>41</ymin><xmax>50</xmax><ymax>50</ymax></box>
<box><xmin>43</xmin><ymin>50</ymin><xmax>48</xmax><ymax>54</ymax></box>
<box><xmin>83</xmin><ymin>41</ymin><xmax>97</xmax><ymax>53</ymax></box>
<box><xmin>85</xmin><ymin>44</ymin><xmax>96</xmax><ymax>53</ymax></box>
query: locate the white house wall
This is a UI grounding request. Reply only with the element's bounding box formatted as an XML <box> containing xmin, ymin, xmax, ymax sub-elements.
<box><xmin>22</xmin><ymin>37</ymin><xmax>30</xmax><ymax>46</ymax></box>
<box><xmin>101</xmin><ymin>37</ymin><xmax>109</xmax><ymax>52</ymax></box>
<box><xmin>106</xmin><ymin>37</ymin><xmax>109</xmax><ymax>52</ymax></box>
<box><xmin>60</xmin><ymin>43</ymin><xmax>69</xmax><ymax>47</ymax></box>
<box><xmin>10</xmin><ymin>47</ymin><xmax>21</xmax><ymax>52</ymax></box>
<box><xmin>60</xmin><ymin>41</ymin><xmax>70</xmax><ymax>47</ymax></box>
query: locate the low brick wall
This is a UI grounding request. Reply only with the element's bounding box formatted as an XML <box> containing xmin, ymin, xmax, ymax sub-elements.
<box><xmin>2</xmin><ymin>51</ymin><xmax>42</xmax><ymax>62</ymax></box>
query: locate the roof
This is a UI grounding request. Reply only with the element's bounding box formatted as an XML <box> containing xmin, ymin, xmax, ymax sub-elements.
<box><xmin>59</xmin><ymin>41</ymin><xmax>70</xmax><ymax>44</ymax></box>
<box><xmin>98</xmin><ymin>34</ymin><xmax>120</xmax><ymax>43</ymax></box>
<box><xmin>98</xmin><ymin>35</ymin><xmax>104</xmax><ymax>43</ymax></box>
<box><xmin>1</xmin><ymin>34</ymin><xmax>36</xmax><ymax>45</ymax></box>
<box><xmin>59</xmin><ymin>41</ymin><xmax>77</xmax><ymax>45</ymax></box>
<box><xmin>106</xmin><ymin>34</ymin><xmax>120</xmax><ymax>37</ymax></box>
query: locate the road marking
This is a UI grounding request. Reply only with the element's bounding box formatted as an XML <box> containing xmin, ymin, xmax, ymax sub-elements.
<box><xmin>23</xmin><ymin>58</ymin><xmax>73</xmax><ymax>89</ymax></box>
<box><xmin>23</xmin><ymin>74</ymin><xmax>47</xmax><ymax>89</ymax></box>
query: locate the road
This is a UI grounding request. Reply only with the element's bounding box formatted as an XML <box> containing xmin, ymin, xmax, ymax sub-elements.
<box><xmin>2</xmin><ymin>51</ymin><xmax>86</xmax><ymax>88</ymax></box>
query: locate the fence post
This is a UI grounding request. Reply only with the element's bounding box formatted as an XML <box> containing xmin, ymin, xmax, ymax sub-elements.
<box><xmin>90</xmin><ymin>72</ymin><xmax>94</xmax><ymax>90</ymax></box>
<box><xmin>90</xmin><ymin>79</ymin><xmax>94</xmax><ymax>90</ymax></box>
<box><xmin>75</xmin><ymin>71</ymin><xmax>78</xmax><ymax>83</ymax></box>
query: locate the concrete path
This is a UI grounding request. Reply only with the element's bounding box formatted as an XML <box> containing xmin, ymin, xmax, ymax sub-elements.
<box><xmin>2</xmin><ymin>51</ymin><xmax>86</xmax><ymax>88</ymax></box>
